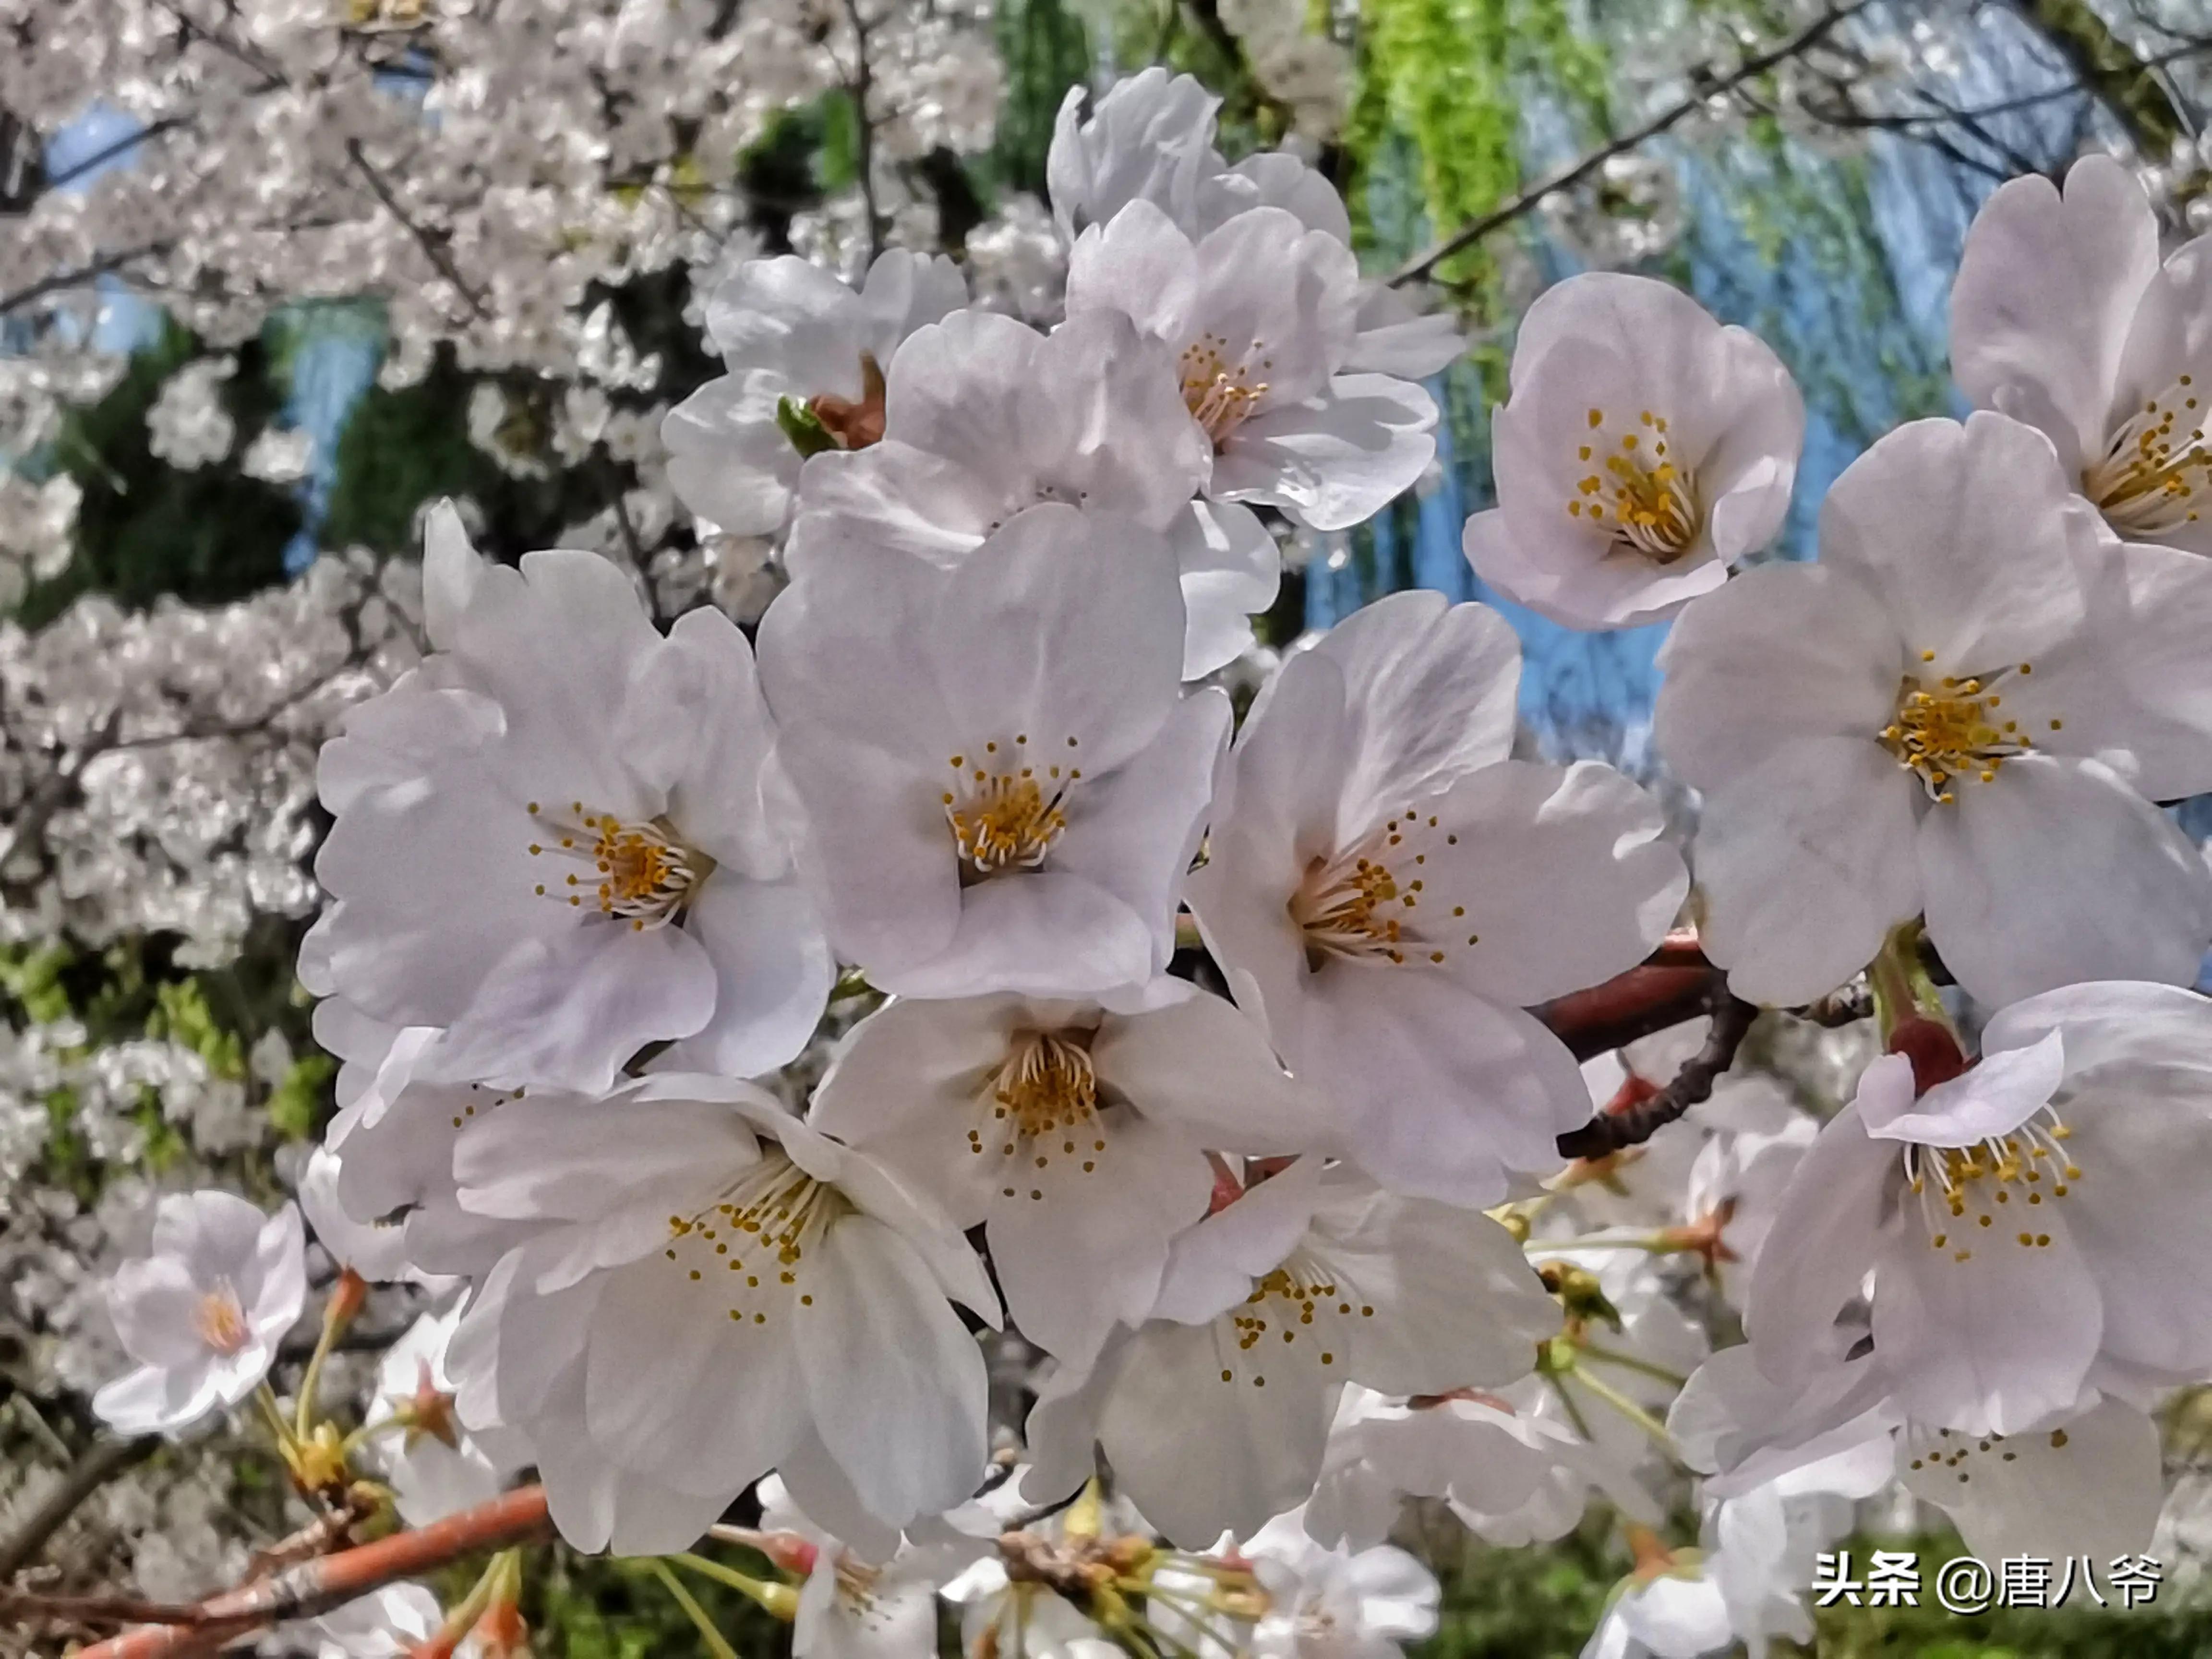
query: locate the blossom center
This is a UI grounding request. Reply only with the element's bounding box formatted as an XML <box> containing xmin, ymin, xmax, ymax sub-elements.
<box><xmin>1211</xmin><ymin>1253</ymin><xmax>1371</xmax><ymax>1388</ymax></box>
<box><xmin>973</xmin><ymin>1031</ymin><xmax>1110</xmax><ymax>1199</ymax></box>
<box><xmin>662</xmin><ymin>1150</ymin><xmax>848</xmax><ymax>1327</ymax></box>
<box><xmin>1878</xmin><ymin>659</ymin><xmax>2041</xmax><ymax>802</ymax></box>
<box><xmin>808</xmin><ymin>352</ymin><xmax>888</xmax><ymax>450</ymax></box>
<box><xmin>2084</xmin><ymin>375</ymin><xmax>2208</xmax><ymax>538</ymax></box>
<box><xmin>1901</xmin><ymin>1108</ymin><xmax>2080</xmax><ymax>1262</ymax></box>
<box><xmin>1179</xmin><ymin>334</ymin><xmax>1272</xmax><ymax>445</ymax></box>
<box><xmin>942</xmin><ymin>738</ymin><xmax>1079</xmax><ymax>878</ymax></box>
<box><xmin>1566</xmin><ymin>409</ymin><xmax>1701</xmax><ymax>563</ymax></box>
<box><xmin>1290</xmin><ymin>810</ymin><xmax>1477</xmax><ymax>970</ymax></box>
<box><xmin>528</xmin><ymin>801</ymin><xmax>712</xmax><ymax>928</ymax></box>
<box><xmin>194</xmin><ymin>1286</ymin><xmax>249</xmax><ymax>1357</ymax></box>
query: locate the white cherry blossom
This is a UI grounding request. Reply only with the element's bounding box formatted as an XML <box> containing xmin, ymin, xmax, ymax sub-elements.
<box><xmin>785</xmin><ymin>308</ymin><xmax>1272</xmax><ymax>676</ymax></box>
<box><xmin>363</xmin><ymin>1304</ymin><xmax>524</xmax><ymax>1527</ymax></box>
<box><xmin>1047</xmin><ymin>68</ymin><xmax>1226</xmax><ymax>242</ymax></box>
<box><xmin>1241</xmin><ymin>1511</ymin><xmax>1440</xmax><ymax>1659</ymax></box>
<box><xmin>1303</xmin><ymin>1384</ymin><xmax>1661</xmax><ymax>1553</ymax></box>
<box><xmin>758</xmin><ymin>503</ymin><xmax>1228</xmax><ymax>1001</ymax></box>
<box><xmin>311</xmin><ymin>509</ymin><xmax>832</xmax><ymax>1091</ymax></box>
<box><xmin>1674</xmin><ymin>1346</ymin><xmax>2164</xmax><ymax>1567</ymax></box>
<box><xmin>810</xmin><ymin>979</ymin><xmax>1325</xmax><ymax>1362</ymax></box>
<box><xmin>1655</xmin><ymin>410</ymin><xmax>2212</xmax><ymax>1007</ymax></box>
<box><xmin>1952</xmin><ymin>154</ymin><xmax>2212</xmax><ymax>553</ymax></box>
<box><xmin>1045</xmin><ymin>69</ymin><xmax>1462</xmax><ymax>383</ymax></box>
<box><xmin>306</xmin><ymin>1584</ymin><xmax>445</xmax><ymax>1659</ymax></box>
<box><xmin>1020</xmin><ymin>1161</ymin><xmax>1559</xmax><ymax>1547</ymax></box>
<box><xmin>427</xmin><ymin>1074</ymin><xmax>997</xmax><ymax>1559</ymax></box>
<box><xmin>1463</xmin><ymin>273</ymin><xmax>1803</xmax><ymax>629</ymax></box>
<box><xmin>1747</xmin><ymin>983</ymin><xmax>2212</xmax><ymax>1439</ymax></box>
<box><xmin>753</xmin><ymin>1473</ymin><xmax>969</xmax><ymax>1659</ymax></box>
<box><xmin>92</xmin><ymin>1191</ymin><xmax>306</xmax><ymax>1437</ymax></box>
<box><xmin>1188</xmin><ymin>590</ymin><xmax>1686</xmax><ymax>1202</ymax></box>
<box><xmin>1065</xmin><ymin>201</ymin><xmax>1437</xmax><ymax>531</ymax></box>
<box><xmin>663</xmin><ymin>251</ymin><xmax>967</xmax><ymax>538</ymax></box>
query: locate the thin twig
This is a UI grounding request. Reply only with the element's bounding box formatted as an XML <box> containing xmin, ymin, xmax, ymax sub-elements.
<box><xmin>838</xmin><ymin>0</ymin><xmax>884</xmax><ymax>265</ymax></box>
<box><xmin>72</xmin><ymin>1486</ymin><xmax>553</xmax><ymax>1659</ymax></box>
<box><xmin>343</xmin><ymin>137</ymin><xmax>490</xmax><ymax>319</ymax></box>
<box><xmin>1554</xmin><ymin>981</ymin><xmax>1759</xmax><ymax>1160</ymax></box>
<box><xmin>0</xmin><ymin>242</ymin><xmax>173</xmax><ymax>315</ymax></box>
<box><xmin>1388</xmin><ymin>0</ymin><xmax>1878</xmax><ymax>285</ymax></box>
<box><xmin>0</xmin><ymin>1589</ymin><xmax>210</xmax><ymax>1629</ymax></box>
<box><xmin>0</xmin><ymin>1437</ymin><xmax>157</xmax><ymax>1580</ymax></box>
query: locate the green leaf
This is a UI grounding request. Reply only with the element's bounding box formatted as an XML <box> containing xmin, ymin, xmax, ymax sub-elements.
<box><xmin>776</xmin><ymin>395</ymin><xmax>839</xmax><ymax>458</ymax></box>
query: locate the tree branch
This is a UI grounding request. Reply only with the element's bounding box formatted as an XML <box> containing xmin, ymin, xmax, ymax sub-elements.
<box><xmin>343</xmin><ymin>138</ymin><xmax>489</xmax><ymax>320</ymax></box>
<box><xmin>837</xmin><ymin>0</ymin><xmax>885</xmax><ymax>266</ymax></box>
<box><xmin>0</xmin><ymin>1437</ymin><xmax>158</xmax><ymax>1580</ymax></box>
<box><xmin>1534</xmin><ymin>959</ymin><xmax>1715</xmax><ymax>1062</ymax></box>
<box><xmin>0</xmin><ymin>242</ymin><xmax>173</xmax><ymax>315</ymax></box>
<box><xmin>72</xmin><ymin>1486</ymin><xmax>553</xmax><ymax>1659</ymax></box>
<box><xmin>2011</xmin><ymin>0</ymin><xmax>2188</xmax><ymax>156</ymax></box>
<box><xmin>1554</xmin><ymin>982</ymin><xmax>1760</xmax><ymax>1160</ymax></box>
<box><xmin>1388</xmin><ymin>0</ymin><xmax>1878</xmax><ymax>286</ymax></box>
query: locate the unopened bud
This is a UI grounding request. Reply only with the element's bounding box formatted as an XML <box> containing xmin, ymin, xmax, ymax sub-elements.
<box><xmin>326</xmin><ymin>1266</ymin><xmax>370</xmax><ymax>1332</ymax></box>
<box><xmin>755</xmin><ymin>1530</ymin><xmax>819</xmax><ymax>1576</ymax></box>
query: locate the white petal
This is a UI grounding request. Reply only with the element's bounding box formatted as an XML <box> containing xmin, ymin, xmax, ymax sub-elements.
<box><xmin>1419</xmin><ymin>758</ymin><xmax>1685</xmax><ymax>1008</ymax></box>
<box><xmin>1064</xmin><ymin>199</ymin><xmax>1202</xmax><ymax>343</ymax></box>
<box><xmin>423</xmin><ymin>922</ymin><xmax>720</xmax><ymax>1094</ymax></box>
<box><xmin>663</xmin><ymin>373</ymin><xmax>804</xmax><ymax>535</ymax></box>
<box><xmin>1857</xmin><ymin>1031</ymin><xmax>2065</xmax><ymax>1147</ymax></box>
<box><xmin>874</xmin><ymin>871</ymin><xmax>1158</xmax><ymax>1002</ymax></box>
<box><xmin>659</xmin><ymin>876</ymin><xmax>836</xmax><ymax>1080</ymax></box>
<box><xmin>1298</xmin><ymin>969</ymin><xmax>1589</xmax><ymax>1204</ymax></box>
<box><xmin>930</xmin><ymin>504</ymin><xmax>1186</xmax><ymax>775</ymax></box>
<box><xmin>1173</xmin><ymin>501</ymin><xmax>1280</xmax><ymax>680</ymax></box>
<box><xmin>421</xmin><ymin>499</ymin><xmax>484</xmax><ymax>651</ymax></box>
<box><xmin>1316</xmin><ymin>590</ymin><xmax>1522</xmax><ymax>823</ymax></box>
<box><xmin>1310</xmin><ymin>1187</ymin><xmax>1559</xmax><ymax>1393</ymax></box>
<box><xmin>1691</xmin><ymin>737</ymin><xmax>1922</xmax><ymax>1008</ymax></box>
<box><xmin>1871</xmin><ymin>1201</ymin><xmax>2102</xmax><ymax>1437</ymax></box>
<box><xmin>1743</xmin><ymin>1104</ymin><xmax>1895</xmax><ymax>1390</ymax></box>
<box><xmin>1903</xmin><ymin>1398</ymin><xmax>2161</xmax><ymax>1563</ymax></box>
<box><xmin>1042</xmin><ymin>688</ymin><xmax>1230</xmax><ymax>973</ymax></box>
<box><xmin>797</xmin><ymin>1214</ymin><xmax>990</xmax><ymax>1531</ymax></box>
<box><xmin>1152</xmin><ymin>1157</ymin><xmax>1328</xmax><ymax>1323</ymax></box>
<box><xmin>1653</xmin><ymin>561</ymin><xmax>1901</xmax><ymax>793</ymax></box>
<box><xmin>630</xmin><ymin>605</ymin><xmax>784</xmax><ymax>875</ymax></box>
<box><xmin>1100</xmin><ymin>1317</ymin><xmax>1334</xmax><ymax>1547</ymax></box>
<box><xmin>1918</xmin><ymin>754</ymin><xmax>2212</xmax><ymax>1005</ymax></box>
<box><xmin>1951</xmin><ymin>156</ymin><xmax>2161</xmax><ymax>473</ymax></box>
<box><xmin>1816</xmin><ymin>413</ymin><xmax>2085</xmax><ymax>672</ymax></box>
<box><xmin>987</xmin><ymin>1109</ymin><xmax>1212</xmax><ymax>1363</ymax></box>
<box><xmin>1213</xmin><ymin>375</ymin><xmax>1436</xmax><ymax>531</ymax></box>
<box><xmin>1089</xmin><ymin>979</ymin><xmax>1328</xmax><ymax>1152</ymax></box>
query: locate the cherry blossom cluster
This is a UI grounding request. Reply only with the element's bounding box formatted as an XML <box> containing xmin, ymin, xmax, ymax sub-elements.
<box><xmin>73</xmin><ymin>70</ymin><xmax>2212</xmax><ymax>1659</ymax></box>
<box><xmin>2</xmin><ymin>0</ymin><xmax>1002</xmax><ymax>375</ymax></box>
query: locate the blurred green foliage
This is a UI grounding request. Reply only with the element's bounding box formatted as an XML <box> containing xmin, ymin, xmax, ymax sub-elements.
<box><xmin>19</xmin><ymin>319</ymin><xmax>302</xmax><ymax>628</ymax></box>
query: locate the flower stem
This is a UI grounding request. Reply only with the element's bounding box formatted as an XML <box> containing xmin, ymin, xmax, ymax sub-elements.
<box><xmin>1569</xmin><ymin>1362</ymin><xmax>1676</xmax><ymax>1453</ymax></box>
<box><xmin>253</xmin><ymin>1383</ymin><xmax>295</xmax><ymax>1451</ymax></box>
<box><xmin>295</xmin><ymin>1269</ymin><xmax>367</xmax><ymax>1441</ymax></box>
<box><xmin>669</xmin><ymin>1551</ymin><xmax>800</xmax><ymax>1619</ymax></box>
<box><xmin>1579</xmin><ymin>1344</ymin><xmax>1689</xmax><ymax>1388</ymax></box>
<box><xmin>651</xmin><ymin>1559</ymin><xmax>744</xmax><ymax>1659</ymax></box>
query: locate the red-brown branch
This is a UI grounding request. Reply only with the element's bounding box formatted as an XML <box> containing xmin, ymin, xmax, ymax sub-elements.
<box><xmin>73</xmin><ymin>1487</ymin><xmax>552</xmax><ymax>1659</ymax></box>
<box><xmin>1534</xmin><ymin>929</ymin><xmax>1712</xmax><ymax>1062</ymax></box>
